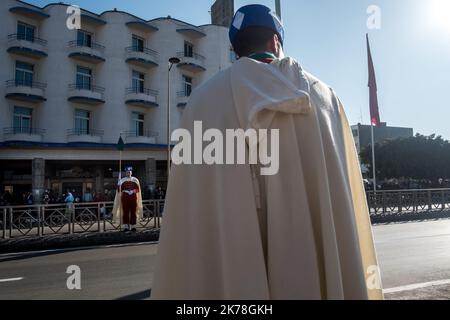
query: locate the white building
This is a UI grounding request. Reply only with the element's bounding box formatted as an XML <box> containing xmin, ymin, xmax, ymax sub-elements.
<box><xmin>0</xmin><ymin>0</ymin><xmax>233</xmax><ymax>203</ymax></box>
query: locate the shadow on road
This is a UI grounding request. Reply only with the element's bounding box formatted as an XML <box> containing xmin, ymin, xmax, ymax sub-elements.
<box><xmin>0</xmin><ymin>247</ymin><xmax>103</xmax><ymax>263</ymax></box>
<box><xmin>116</xmin><ymin>289</ymin><xmax>152</xmax><ymax>300</ymax></box>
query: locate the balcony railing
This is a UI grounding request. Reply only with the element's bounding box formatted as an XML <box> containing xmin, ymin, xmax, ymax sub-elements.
<box><xmin>124</xmin><ymin>130</ymin><xmax>159</xmax><ymax>138</ymax></box>
<box><xmin>176</xmin><ymin>51</ymin><xmax>205</xmax><ymax>63</ymax></box>
<box><xmin>125</xmin><ymin>46</ymin><xmax>158</xmax><ymax>59</ymax></box>
<box><xmin>8</xmin><ymin>33</ymin><xmax>47</xmax><ymax>46</ymax></box>
<box><xmin>67</xmin><ymin>128</ymin><xmax>104</xmax><ymax>136</ymax></box>
<box><xmin>126</xmin><ymin>87</ymin><xmax>158</xmax><ymax>96</ymax></box>
<box><xmin>3</xmin><ymin>127</ymin><xmax>46</xmax><ymax>135</ymax></box>
<box><xmin>68</xmin><ymin>40</ymin><xmax>105</xmax><ymax>51</ymax></box>
<box><xmin>177</xmin><ymin>90</ymin><xmax>190</xmax><ymax>97</ymax></box>
<box><xmin>68</xmin><ymin>83</ymin><xmax>105</xmax><ymax>93</ymax></box>
<box><xmin>6</xmin><ymin>79</ymin><xmax>47</xmax><ymax>90</ymax></box>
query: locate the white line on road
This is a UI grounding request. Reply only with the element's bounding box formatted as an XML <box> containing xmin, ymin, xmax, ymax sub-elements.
<box><xmin>0</xmin><ymin>277</ymin><xmax>24</xmax><ymax>283</ymax></box>
<box><xmin>384</xmin><ymin>279</ymin><xmax>450</xmax><ymax>294</ymax></box>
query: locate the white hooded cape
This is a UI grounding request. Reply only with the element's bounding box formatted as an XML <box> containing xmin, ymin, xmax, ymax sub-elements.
<box><xmin>151</xmin><ymin>57</ymin><xmax>383</xmax><ymax>300</ymax></box>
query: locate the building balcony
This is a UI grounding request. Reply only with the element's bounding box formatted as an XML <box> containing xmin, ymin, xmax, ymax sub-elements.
<box><xmin>176</xmin><ymin>27</ymin><xmax>206</xmax><ymax>39</ymax></box>
<box><xmin>5</xmin><ymin>80</ymin><xmax>47</xmax><ymax>103</ymax></box>
<box><xmin>176</xmin><ymin>52</ymin><xmax>206</xmax><ymax>73</ymax></box>
<box><xmin>68</xmin><ymin>84</ymin><xmax>105</xmax><ymax>105</ymax></box>
<box><xmin>125</xmin><ymin>46</ymin><xmax>159</xmax><ymax>68</ymax></box>
<box><xmin>67</xmin><ymin>129</ymin><xmax>103</xmax><ymax>144</ymax></box>
<box><xmin>9</xmin><ymin>6</ymin><xmax>50</xmax><ymax>21</ymax></box>
<box><xmin>3</xmin><ymin>127</ymin><xmax>45</xmax><ymax>143</ymax></box>
<box><xmin>68</xmin><ymin>40</ymin><xmax>105</xmax><ymax>64</ymax></box>
<box><xmin>177</xmin><ymin>91</ymin><xmax>190</xmax><ymax>108</ymax></box>
<box><xmin>125</xmin><ymin>21</ymin><xmax>158</xmax><ymax>33</ymax></box>
<box><xmin>125</xmin><ymin>88</ymin><xmax>158</xmax><ymax>108</ymax></box>
<box><xmin>124</xmin><ymin>130</ymin><xmax>158</xmax><ymax>144</ymax></box>
<box><xmin>7</xmin><ymin>34</ymin><xmax>48</xmax><ymax>59</ymax></box>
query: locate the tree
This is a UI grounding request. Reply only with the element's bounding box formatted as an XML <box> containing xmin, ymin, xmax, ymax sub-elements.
<box><xmin>360</xmin><ymin>134</ymin><xmax>450</xmax><ymax>180</ymax></box>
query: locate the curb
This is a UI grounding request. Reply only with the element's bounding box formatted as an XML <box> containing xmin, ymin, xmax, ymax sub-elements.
<box><xmin>0</xmin><ymin>229</ymin><xmax>160</xmax><ymax>254</ymax></box>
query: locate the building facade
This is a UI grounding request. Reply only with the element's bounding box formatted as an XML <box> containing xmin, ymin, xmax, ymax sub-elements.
<box><xmin>211</xmin><ymin>0</ymin><xmax>234</xmax><ymax>27</ymax></box>
<box><xmin>351</xmin><ymin>123</ymin><xmax>414</xmax><ymax>154</ymax></box>
<box><xmin>0</xmin><ymin>0</ymin><xmax>233</xmax><ymax>204</ymax></box>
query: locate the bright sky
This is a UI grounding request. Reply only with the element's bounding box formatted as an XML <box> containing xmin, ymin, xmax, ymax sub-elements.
<box><xmin>26</xmin><ymin>0</ymin><xmax>450</xmax><ymax>139</ymax></box>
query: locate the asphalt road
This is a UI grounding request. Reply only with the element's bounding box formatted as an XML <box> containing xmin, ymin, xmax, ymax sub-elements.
<box><xmin>1</xmin><ymin>219</ymin><xmax>450</xmax><ymax>300</ymax></box>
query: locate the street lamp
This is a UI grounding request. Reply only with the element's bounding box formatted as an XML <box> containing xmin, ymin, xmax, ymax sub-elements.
<box><xmin>167</xmin><ymin>57</ymin><xmax>180</xmax><ymax>179</ymax></box>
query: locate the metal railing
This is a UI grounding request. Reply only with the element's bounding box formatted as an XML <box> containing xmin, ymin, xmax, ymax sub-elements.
<box><xmin>124</xmin><ymin>130</ymin><xmax>159</xmax><ymax>138</ymax></box>
<box><xmin>68</xmin><ymin>40</ymin><xmax>105</xmax><ymax>51</ymax></box>
<box><xmin>125</xmin><ymin>46</ymin><xmax>158</xmax><ymax>59</ymax></box>
<box><xmin>67</xmin><ymin>128</ymin><xmax>104</xmax><ymax>136</ymax></box>
<box><xmin>6</xmin><ymin>79</ymin><xmax>47</xmax><ymax>90</ymax></box>
<box><xmin>68</xmin><ymin>83</ymin><xmax>105</xmax><ymax>93</ymax></box>
<box><xmin>367</xmin><ymin>188</ymin><xmax>450</xmax><ymax>222</ymax></box>
<box><xmin>125</xmin><ymin>87</ymin><xmax>158</xmax><ymax>96</ymax></box>
<box><xmin>0</xmin><ymin>200</ymin><xmax>163</xmax><ymax>239</ymax></box>
<box><xmin>8</xmin><ymin>33</ymin><xmax>47</xmax><ymax>46</ymax></box>
<box><xmin>3</xmin><ymin>127</ymin><xmax>46</xmax><ymax>135</ymax></box>
<box><xmin>177</xmin><ymin>90</ymin><xmax>191</xmax><ymax>97</ymax></box>
<box><xmin>176</xmin><ymin>51</ymin><xmax>206</xmax><ymax>63</ymax></box>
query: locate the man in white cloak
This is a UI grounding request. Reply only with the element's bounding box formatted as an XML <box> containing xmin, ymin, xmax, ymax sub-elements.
<box><xmin>152</xmin><ymin>4</ymin><xmax>383</xmax><ymax>300</ymax></box>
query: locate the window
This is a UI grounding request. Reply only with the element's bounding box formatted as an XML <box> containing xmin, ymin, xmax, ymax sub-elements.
<box><xmin>75</xmin><ymin>109</ymin><xmax>90</xmax><ymax>135</ymax></box>
<box><xmin>17</xmin><ymin>22</ymin><xmax>35</xmax><ymax>42</ymax></box>
<box><xmin>76</xmin><ymin>66</ymin><xmax>92</xmax><ymax>90</ymax></box>
<box><xmin>184</xmin><ymin>41</ymin><xmax>193</xmax><ymax>58</ymax></box>
<box><xmin>13</xmin><ymin>106</ymin><xmax>32</xmax><ymax>134</ymax></box>
<box><xmin>15</xmin><ymin>61</ymin><xmax>34</xmax><ymax>87</ymax></box>
<box><xmin>132</xmin><ymin>35</ymin><xmax>144</xmax><ymax>52</ymax></box>
<box><xmin>183</xmin><ymin>75</ymin><xmax>192</xmax><ymax>97</ymax></box>
<box><xmin>77</xmin><ymin>30</ymin><xmax>92</xmax><ymax>47</ymax></box>
<box><xmin>132</xmin><ymin>71</ymin><xmax>145</xmax><ymax>93</ymax></box>
<box><xmin>132</xmin><ymin>112</ymin><xmax>145</xmax><ymax>136</ymax></box>
<box><xmin>352</xmin><ymin>129</ymin><xmax>358</xmax><ymax>137</ymax></box>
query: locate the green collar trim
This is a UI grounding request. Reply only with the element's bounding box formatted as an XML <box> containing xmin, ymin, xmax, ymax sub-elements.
<box><xmin>248</xmin><ymin>52</ymin><xmax>277</xmax><ymax>61</ymax></box>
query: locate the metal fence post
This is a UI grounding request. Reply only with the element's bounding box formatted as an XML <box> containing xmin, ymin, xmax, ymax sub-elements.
<box><xmin>69</xmin><ymin>204</ymin><xmax>73</xmax><ymax>234</ymax></box>
<box><xmin>428</xmin><ymin>190</ymin><xmax>432</xmax><ymax>211</ymax></box>
<box><xmin>97</xmin><ymin>203</ymin><xmax>101</xmax><ymax>232</ymax></box>
<box><xmin>2</xmin><ymin>208</ymin><xmax>6</xmax><ymax>239</ymax></box>
<box><xmin>37</xmin><ymin>206</ymin><xmax>42</xmax><ymax>237</ymax></box>
<box><xmin>9</xmin><ymin>207</ymin><xmax>13</xmax><ymax>238</ymax></box>
<box><xmin>398</xmin><ymin>192</ymin><xmax>403</xmax><ymax>213</ymax></box>
<box><xmin>441</xmin><ymin>190</ymin><xmax>445</xmax><ymax>211</ymax></box>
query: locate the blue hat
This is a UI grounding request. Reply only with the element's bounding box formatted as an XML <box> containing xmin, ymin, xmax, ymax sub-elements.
<box><xmin>229</xmin><ymin>4</ymin><xmax>284</xmax><ymax>48</ymax></box>
<box><xmin>125</xmin><ymin>166</ymin><xmax>133</xmax><ymax>172</ymax></box>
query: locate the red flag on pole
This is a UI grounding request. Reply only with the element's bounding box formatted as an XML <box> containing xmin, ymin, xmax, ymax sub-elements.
<box><xmin>367</xmin><ymin>34</ymin><xmax>381</xmax><ymax>127</ymax></box>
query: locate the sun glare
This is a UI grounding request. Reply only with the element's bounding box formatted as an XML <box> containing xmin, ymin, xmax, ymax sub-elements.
<box><xmin>430</xmin><ymin>0</ymin><xmax>450</xmax><ymax>31</ymax></box>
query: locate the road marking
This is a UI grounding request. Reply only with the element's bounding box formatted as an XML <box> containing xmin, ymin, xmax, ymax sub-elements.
<box><xmin>384</xmin><ymin>279</ymin><xmax>450</xmax><ymax>294</ymax></box>
<box><xmin>0</xmin><ymin>241</ymin><xmax>159</xmax><ymax>257</ymax></box>
<box><xmin>0</xmin><ymin>277</ymin><xmax>24</xmax><ymax>283</ymax></box>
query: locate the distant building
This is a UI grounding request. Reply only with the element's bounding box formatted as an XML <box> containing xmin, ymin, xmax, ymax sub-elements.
<box><xmin>211</xmin><ymin>0</ymin><xmax>234</xmax><ymax>27</ymax></box>
<box><xmin>351</xmin><ymin>123</ymin><xmax>414</xmax><ymax>154</ymax></box>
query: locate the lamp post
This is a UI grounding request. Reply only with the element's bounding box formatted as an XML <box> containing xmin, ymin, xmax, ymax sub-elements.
<box><xmin>275</xmin><ymin>0</ymin><xmax>281</xmax><ymax>19</ymax></box>
<box><xmin>167</xmin><ymin>57</ymin><xmax>180</xmax><ymax>179</ymax></box>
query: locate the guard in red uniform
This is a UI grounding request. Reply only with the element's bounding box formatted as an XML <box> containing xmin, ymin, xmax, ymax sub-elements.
<box><xmin>113</xmin><ymin>166</ymin><xmax>143</xmax><ymax>232</ymax></box>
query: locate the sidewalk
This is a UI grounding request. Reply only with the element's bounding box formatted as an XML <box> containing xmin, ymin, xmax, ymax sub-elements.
<box><xmin>0</xmin><ymin>229</ymin><xmax>160</xmax><ymax>254</ymax></box>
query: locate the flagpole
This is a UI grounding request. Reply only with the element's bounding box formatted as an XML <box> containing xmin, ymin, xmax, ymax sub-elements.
<box><xmin>371</xmin><ymin>124</ymin><xmax>377</xmax><ymax>192</ymax></box>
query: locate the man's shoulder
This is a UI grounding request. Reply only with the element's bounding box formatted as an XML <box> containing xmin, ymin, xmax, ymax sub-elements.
<box><xmin>181</xmin><ymin>68</ymin><xmax>233</xmax><ymax>121</ymax></box>
<box><xmin>190</xmin><ymin>68</ymin><xmax>231</xmax><ymax>100</ymax></box>
<box><xmin>303</xmin><ymin>70</ymin><xmax>338</xmax><ymax>107</ymax></box>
